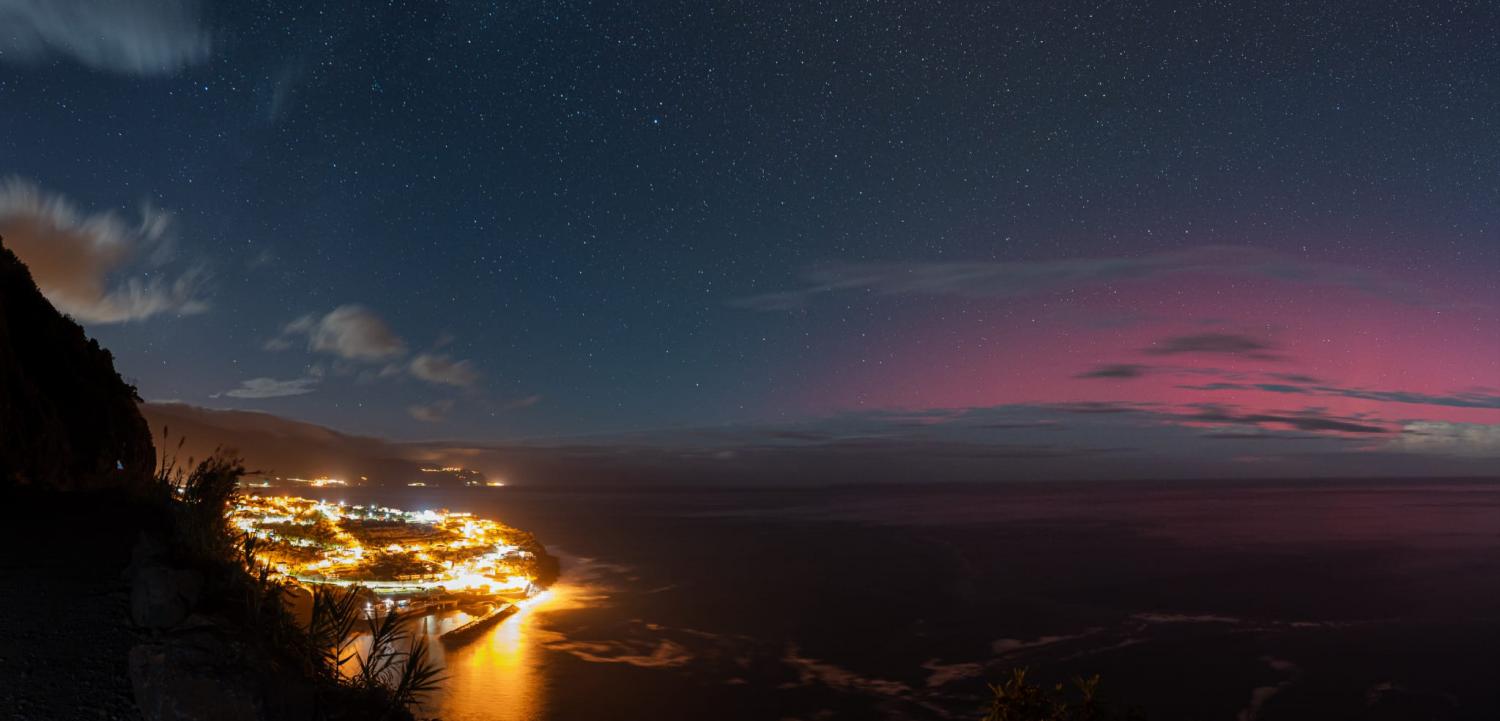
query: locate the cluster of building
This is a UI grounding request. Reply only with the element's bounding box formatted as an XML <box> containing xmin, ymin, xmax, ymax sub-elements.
<box><xmin>230</xmin><ymin>495</ymin><xmax>543</xmax><ymax>597</ymax></box>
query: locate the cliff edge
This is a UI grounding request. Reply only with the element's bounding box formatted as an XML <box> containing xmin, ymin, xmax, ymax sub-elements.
<box><xmin>0</xmin><ymin>237</ymin><xmax>155</xmax><ymax>490</ymax></box>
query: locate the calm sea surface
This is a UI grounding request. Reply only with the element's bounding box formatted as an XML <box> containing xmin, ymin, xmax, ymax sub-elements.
<box><xmin>299</xmin><ymin>480</ymin><xmax>1500</xmax><ymax>721</ymax></box>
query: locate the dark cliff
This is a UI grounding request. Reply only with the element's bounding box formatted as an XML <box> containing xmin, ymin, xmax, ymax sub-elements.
<box><xmin>0</xmin><ymin>237</ymin><xmax>425</xmax><ymax>721</ymax></box>
<box><xmin>0</xmin><ymin>237</ymin><xmax>155</xmax><ymax>490</ymax></box>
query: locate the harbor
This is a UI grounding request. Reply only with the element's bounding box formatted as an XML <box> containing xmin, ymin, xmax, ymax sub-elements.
<box><xmin>440</xmin><ymin>603</ymin><xmax>519</xmax><ymax>644</ymax></box>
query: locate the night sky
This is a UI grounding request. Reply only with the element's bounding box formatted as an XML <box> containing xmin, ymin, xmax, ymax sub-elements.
<box><xmin>2</xmin><ymin>1</ymin><xmax>1497</xmax><ymax>475</ymax></box>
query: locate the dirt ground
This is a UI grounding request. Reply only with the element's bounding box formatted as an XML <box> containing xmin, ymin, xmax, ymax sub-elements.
<box><xmin>0</xmin><ymin>489</ymin><xmax>142</xmax><ymax>720</ymax></box>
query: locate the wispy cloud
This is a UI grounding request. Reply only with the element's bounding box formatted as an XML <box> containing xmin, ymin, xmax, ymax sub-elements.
<box><xmin>408</xmin><ymin>399</ymin><xmax>454</xmax><ymax>423</ymax></box>
<box><xmin>409</xmin><ymin>353</ymin><xmax>480</xmax><ymax>388</ymax></box>
<box><xmin>1182</xmin><ymin>378</ymin><xmax>1500</xmax><ymax>412</ymax></box>
<box><xmin>1143</xmin><ymin>333</ymin><xmax>1280</xmax><ymax>360</ymax></box>
<box><xmin>0</xmin><ymin>0</ymin><xmax>212</xmax><ymax>75</ymax></box>
<box><xmin>1076</xmin><ymin>363</ymin><xmax>1150</xmax><ymax>380</ymax></box>
<box><xmin>216</xmin><ymin>376</ymin><xmax>318</xmax><ymax>399</ymax></box>
<box><xmin>1316</xmin><ymin>387</ymin><xmax>1500</xmax><ymax>410</ymax></box>
<box><xmin>734</xmin><ymin>245</ymin><xmax>1426</xmax><ymax>310</ymax></box>
<box><xmin>502</xmin><ymin>394</ymin><xmax>543</xmax><ymax>410</ymax></box>
<box><xmin>0</xmin><ymin>178</ymin><xmax>207</xmax><ymax>323</ymax></box>
<box><xmin>263</xmin><ymin>308</ymin><xmax>487</xmax><ymax>403</ymax></box>
<box><xmin>1181</xmin><ymin>404</ymin><xmax>1388</xmax><ymax>434</ymax></box>
<box><xmin>272</xmin><ymin>305</ymin><xmax>407</xmax><ymax>361</ymax></box>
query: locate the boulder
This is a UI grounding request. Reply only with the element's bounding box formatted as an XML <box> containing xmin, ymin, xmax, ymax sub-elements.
<box><xmin>130</xmin><ymin>564</ymin><xmax>205</xmax><ymax>629</ymax></box>
<box><xmin>129</xmin><ymin>620</ymin><xmax>317</xmax><ymax>721</ymax></box>
<box><xmin>129</xmin><ymin>624</ymin><xmax>266</xmax><ymax>721</ymax></box>
<box><xmin>125</xmin><ymin>532</ymin><xmax>170</xmax><ymax>579</ymax></box>
<box><xmin>0</xmin><ymin>238</ymin><xmax>155</xmax><ymax>491</ymax></box>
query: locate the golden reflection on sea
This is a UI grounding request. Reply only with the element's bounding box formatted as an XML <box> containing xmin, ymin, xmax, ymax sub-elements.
<box><xmin>419</xmin><ymin>581</ymin><xmax>582</xmax><ymax>721</ymax></box>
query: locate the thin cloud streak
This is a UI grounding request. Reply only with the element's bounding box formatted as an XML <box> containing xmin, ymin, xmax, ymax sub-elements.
<box><xmin>0</xmin><ymin>0</ymin><xmax>212</xmax><ymax>75</ymax></box>
<box><xmin>1180</xmin><ymin>379</ymin><xmax>1500</xmax><ymax>411</ymax></box>
<box><xmin>409</xmin><ymin>399</ymin><xmax>454</xmax><ymax>423</ymax></box>
<box><xmin>216</xmin><ymin>376</ymin><xmax>319</xmax><ymax>399</ymax></box>
<box><xmin>1143</xmin><ymin>333</ymin><xmax>1281</xmax><ymax>360</ymax></box>
<box><xmin>1076</xmin><ymin>363</ymin><xmax>1150</xmax><ymax>379</ymax></box>
<box><xmin>733</xmin><ymin>245</ymin><xmax>1429</xmax><ymax>311</ymax></box>
<box><xmin>409</xmin><ymin>353</ymin><xmax>480</xmax><ymax>388</ymax></box>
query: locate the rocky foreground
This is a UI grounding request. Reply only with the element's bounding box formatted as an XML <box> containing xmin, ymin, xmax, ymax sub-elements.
<box><xmin>0</xmin><ymin>238</ymin><xmax>418</xmax><ymax>720</ymax></box>
<box><xmin>0</xmin><ymin>489</ymin><xmax>141</xmax><ymax>720</ymax></box>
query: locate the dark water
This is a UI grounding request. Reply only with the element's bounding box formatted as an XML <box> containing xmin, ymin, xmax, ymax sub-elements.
<box><xmin>301</xmin><ymin>480</ymin><xmax>1500</xmax><ymax>721</ymax></box>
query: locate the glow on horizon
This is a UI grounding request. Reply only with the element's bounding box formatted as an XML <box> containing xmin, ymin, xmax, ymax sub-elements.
<box><xmin>783</xmin><ymin>273</ymin><xmax>1500</xmax><ymax>436</ymax></box>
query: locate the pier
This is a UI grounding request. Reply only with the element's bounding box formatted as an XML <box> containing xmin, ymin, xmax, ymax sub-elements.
<box><xmin>440</xmin><ymin>603</ymin><xmax>518</xmax><ymax>644</ymax></box>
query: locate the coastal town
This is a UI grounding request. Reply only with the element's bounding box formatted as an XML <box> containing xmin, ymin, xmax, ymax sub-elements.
<box><xmin>230</xmin><ymin>495</ymin><xmax>558</xmax><ymax>608</ymax></box>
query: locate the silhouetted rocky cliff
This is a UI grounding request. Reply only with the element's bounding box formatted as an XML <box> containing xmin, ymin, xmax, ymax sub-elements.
<box><xmin>0</xmin><ymin>236</ymin><xmax>154</xmax><ymax>490</ymax></box>
<box><xmin>0</xmin><ymin>238</ymin><xmax>430</xmax><ymax>721</ymax></box>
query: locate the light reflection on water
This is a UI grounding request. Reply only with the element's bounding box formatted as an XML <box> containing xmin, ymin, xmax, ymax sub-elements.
<box><xmin>418</xmin><ymin>569</ymin><xmax>590</xmax><ymax>721</ymax></box>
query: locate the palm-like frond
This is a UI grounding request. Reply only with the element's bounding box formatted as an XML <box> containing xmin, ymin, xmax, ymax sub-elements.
<box><xmin>357</xmin><ymin>607</ymin><xmax>411</xmax><ymax>687</ymax></box>
<box><xmin>391</xmin><ymin>630</ymin><xmax>446</xmax><ymax>707</ymax></box>
<box><xmin>310</xmin><ymin>584</ymin><xmax>363</xmax><ymax>674</ymax></box>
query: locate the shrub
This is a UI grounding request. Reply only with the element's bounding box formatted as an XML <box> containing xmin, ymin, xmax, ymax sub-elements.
<box><xmin>985</xmin><ymin>669</ymin><xmax>1146</xmax><ymax>721</ymax></box>
<box><xmin>307</xmin><ymin>584</ymin><xmax>446</xmax><ymax>712</ymax></box>
<box><xmin>153</xmin><ymin>432</ymin><xmax>444</xmax><ymax>719</ymax></box>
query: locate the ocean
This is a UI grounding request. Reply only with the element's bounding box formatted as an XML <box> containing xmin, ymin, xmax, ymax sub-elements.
<box><xmin>298</xmin><ymin>480</ymin><xmax>1500</xmax><ymax>721</ymax></box>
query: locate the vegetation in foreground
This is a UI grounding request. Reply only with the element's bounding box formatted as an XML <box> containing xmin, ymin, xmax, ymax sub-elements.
<box><xmin>985</xmin><ymin>669</ymin><xmax>1146</xmax><ymax>721</ymax></box>
<box><xmin>154</xmin><ymin>437</ymin><xmax>445</xmax><ymax>719</ymax></box>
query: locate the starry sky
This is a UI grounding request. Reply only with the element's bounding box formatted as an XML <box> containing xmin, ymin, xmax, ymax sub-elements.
<box><xmin>1</xmin><ymin>1</ymin><xmax>1497</xmax><ymax>477</ymax></box>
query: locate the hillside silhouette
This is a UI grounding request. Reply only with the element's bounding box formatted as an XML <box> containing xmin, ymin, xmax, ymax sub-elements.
<box><xmin>142</xmin><ymin>402</ymin><xmax>425</xmax><ymax>484</ymax></box>
<box><xmin>0</xmin><ymin>237</ymin><xmax>154</xmax><ymax>491</ymax></box>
